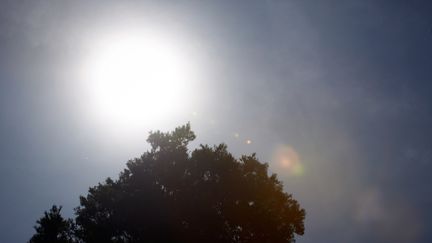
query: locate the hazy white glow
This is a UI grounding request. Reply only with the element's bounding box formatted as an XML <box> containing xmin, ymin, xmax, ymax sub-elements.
<box><xmin>81</xmin><ymin>30</ymin><xmax>196</xmax><ymax>131</ymax></box>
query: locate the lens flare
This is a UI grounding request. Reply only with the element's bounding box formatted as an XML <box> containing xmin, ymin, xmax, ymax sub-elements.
<box><xmin>272</xmin><ymin>145</ymin><xmax>304</xmax><ymax>176</ymax></box>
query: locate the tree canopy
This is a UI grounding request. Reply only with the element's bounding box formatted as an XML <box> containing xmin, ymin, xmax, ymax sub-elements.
<box><xmin>30</xmin><ymin>124</ymin><xmax>305</xmax><ymax>243</ymax></box>
<box><xmin>29</xmin><ymin>205</ymin><xmax>74</xmax><ymax>243</ymax></box>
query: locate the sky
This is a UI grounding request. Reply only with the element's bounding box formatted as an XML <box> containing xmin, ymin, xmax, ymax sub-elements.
<box><xmin>1</xmin><ymin>0</ymin><xmax>432</xmax><ymax>242</ymax></box>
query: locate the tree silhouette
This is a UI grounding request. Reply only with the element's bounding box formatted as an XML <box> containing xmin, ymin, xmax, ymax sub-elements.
<box><xmin>30</xmin><ymin>124</ymin><xmax>305</xmax><ymax>242</ymax></box>
<box><xmin>29</xmin><ymin>205</ymin><xmax>74</xmax><ymax>243</ymax></box>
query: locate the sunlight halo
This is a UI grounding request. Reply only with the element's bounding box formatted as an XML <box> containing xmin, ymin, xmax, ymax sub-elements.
<box><xmin>79</xmin><ymin>29</ymin><xmax>197</xmax><ymax>132</ymax></box>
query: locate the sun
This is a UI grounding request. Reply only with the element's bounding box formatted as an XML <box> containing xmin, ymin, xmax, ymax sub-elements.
<box><xmin>80</xmin><ymin>30</ymin><xmax>196</xmax><ymax>131</ymax></box>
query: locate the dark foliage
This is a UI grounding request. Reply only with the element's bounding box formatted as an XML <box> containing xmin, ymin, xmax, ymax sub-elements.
<box><xmin>30</xmin><ymin>124</ymin><xmax>305</xmax><ymax>242</ymax></box>
<box><xmin>29</xmin><ymin>205</ymin><xmax>74</xmax><ymax>243</ymax></box>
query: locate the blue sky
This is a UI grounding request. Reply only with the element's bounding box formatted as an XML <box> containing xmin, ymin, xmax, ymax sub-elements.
<box><xmin>1</xmin><ymin>1</ymin><xmax>432</xmax><ymax>242</ymax></box>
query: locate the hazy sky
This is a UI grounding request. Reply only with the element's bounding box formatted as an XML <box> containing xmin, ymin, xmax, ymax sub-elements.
<box><xmin>1</xmin><ymin>1</ymin><xmax>432</xmax><ymax>242</ymax></box>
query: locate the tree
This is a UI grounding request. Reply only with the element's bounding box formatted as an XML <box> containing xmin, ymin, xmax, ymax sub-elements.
<box><xmin>30</xmin><ymin>124</ymin><xmax>305</xmax><ymax>242</ymax></box>
<box><xmin>29</xmin><ymin>205</ymin><xmax>74</xmax><ymax>243</ymax></box>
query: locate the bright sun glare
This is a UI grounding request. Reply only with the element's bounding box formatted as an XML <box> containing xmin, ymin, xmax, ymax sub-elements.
<box><xmin>81</xmin><ymin>30</ymin><xmax>196</xmax><ymax>131</ymax></box>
